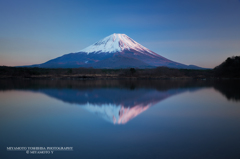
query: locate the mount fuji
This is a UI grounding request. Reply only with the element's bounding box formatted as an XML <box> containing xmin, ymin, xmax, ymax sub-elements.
<box><xmin>29</xmin><ymin>33</ymin><xmax>202</xmax><ymax>69</ymax></box>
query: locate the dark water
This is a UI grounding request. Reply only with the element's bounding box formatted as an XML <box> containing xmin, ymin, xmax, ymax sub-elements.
<box><xmin>0</xmin><ymin>79</ymin><xmax>240</xmax><ymax>159</ymax></box>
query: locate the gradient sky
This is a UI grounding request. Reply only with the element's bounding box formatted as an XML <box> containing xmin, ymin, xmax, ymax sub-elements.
<box><xmin>0</xmin><ymin>0</ymin><xmax>240</xmax><ymax>68</ymax></box>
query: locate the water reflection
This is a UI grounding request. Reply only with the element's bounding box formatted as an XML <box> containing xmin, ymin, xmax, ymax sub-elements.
<box><xmin>0</xmin><ymin>79</ymin><xmax>239</xmax><ymax>124</ymax></box>
<box><xmin>213</xmin><ymin>80</ymin><xmax>240</xmax><ymax>102</ymax></box>
<box><xmin>33</xmin><ymin>88</ymin><xmax>194</xmax><ymax>124</ymax></box>
<box><xmin>1</xmin><ymin>79</ymin><xmax>240</xmax><ymax>159</ymax></box>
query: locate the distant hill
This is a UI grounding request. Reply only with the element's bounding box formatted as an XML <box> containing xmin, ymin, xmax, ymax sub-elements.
<box><xmin>214</xmin><ymin>56</ymin><xmax>240</xmax><ymax>78</ymax></box>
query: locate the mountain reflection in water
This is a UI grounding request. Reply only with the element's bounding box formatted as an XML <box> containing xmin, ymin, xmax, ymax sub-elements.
<box><xmin>0</xmin><ymin>79</ymin><xmax>239</xmax><ymax>124</ymax></box>
<box><xmin>33</xmin><ymin>88</ymin><xmax>193</xmax><ymax>124</ymax></box>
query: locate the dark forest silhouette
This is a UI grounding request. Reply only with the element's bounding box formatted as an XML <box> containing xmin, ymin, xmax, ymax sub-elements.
<box><xmin>214</xmin><ymin>56</ymin><xmax>240</xmax><ymax>78</ymax></box>
<box><xmin>0</xmin><ymin>56</ymin><xmax>239</xmax><ymax>79</ymax></box>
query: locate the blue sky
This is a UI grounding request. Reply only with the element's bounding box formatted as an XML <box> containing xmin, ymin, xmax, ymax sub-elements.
<box><xmin>0</xmin><ymin>0</ymin><xmax>240</xmax><ymax>68</ymax></box>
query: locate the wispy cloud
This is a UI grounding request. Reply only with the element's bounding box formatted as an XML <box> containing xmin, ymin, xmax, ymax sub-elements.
<box><xmin>144</xmin><ymin>39</ymin><xmax>240</xmax><ymax>48</ymax></box>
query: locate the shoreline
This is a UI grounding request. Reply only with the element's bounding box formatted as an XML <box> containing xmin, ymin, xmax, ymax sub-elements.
<box><xmin>1</xmin><ymin>66</ymin><xmax>239</xmax><ymax>80</ymax></box>
<box><xmin>0</xmin><ymin>75</ymin><xmax>238</xmax><ymax>80</ymax></box>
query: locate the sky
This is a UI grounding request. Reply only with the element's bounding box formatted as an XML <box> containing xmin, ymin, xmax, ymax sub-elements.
<box><xmin>0</xmin><ymin>0</ymin><xmax>240</xmax><ymax>68</ymax></box>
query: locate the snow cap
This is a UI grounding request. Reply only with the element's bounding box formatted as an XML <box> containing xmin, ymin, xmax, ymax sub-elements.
<box><xmin>79</xmin><ymin>33</ymin><xmax>155</xmax><ymax>55</ymax></box>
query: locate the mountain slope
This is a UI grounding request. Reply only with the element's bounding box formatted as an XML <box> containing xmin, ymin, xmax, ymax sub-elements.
<box><xmin>84</xmin><ymin>55</ymin><xmax>153</xmax><ymax>68</ymax></box>
<box><xmin>33</xmin><ymin>52</ymin><xmax>114</xmax><ymax>68</ymax></box>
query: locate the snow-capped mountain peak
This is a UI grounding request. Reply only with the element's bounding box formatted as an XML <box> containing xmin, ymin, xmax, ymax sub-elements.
<box><xmin>29</xmin><ymin>33</ymin><xmax>203</xmax><ymax>69</ymax></box>
<box><xmin>79</xmin><ymin>33</ymin><xmax>156</xmax><ymax>55</ymax></box>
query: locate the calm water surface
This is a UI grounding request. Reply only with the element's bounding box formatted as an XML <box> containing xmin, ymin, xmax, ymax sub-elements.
<box><xmin>0</xmin><ymin>80</ymin><xmax>240</xmax><ymax>159</ymax></box>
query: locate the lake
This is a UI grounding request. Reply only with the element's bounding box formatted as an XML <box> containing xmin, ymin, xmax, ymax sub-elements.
<box><xmin>0</xmin><ymin>79</ymin><xmax>240</xmax><ymax>159</ymax></box>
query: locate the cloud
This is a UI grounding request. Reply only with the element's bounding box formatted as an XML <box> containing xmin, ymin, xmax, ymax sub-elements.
<box><xmin>144</xmin><ymin>39</ymin><xmax>240</xmax><ymax>48</ymax></box>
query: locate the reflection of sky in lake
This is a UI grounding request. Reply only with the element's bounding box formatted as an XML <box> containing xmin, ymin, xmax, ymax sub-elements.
<box><xmin>0</xmin><ymin>81</ymin><xmax>240</xmax><ymax>159</ymax></box>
